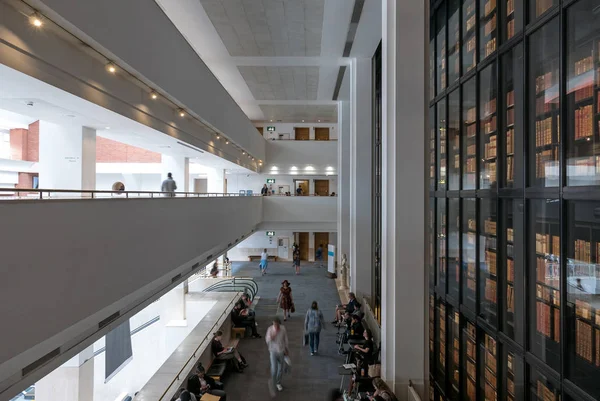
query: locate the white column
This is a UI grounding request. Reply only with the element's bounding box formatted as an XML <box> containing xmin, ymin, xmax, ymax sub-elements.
<box><xmin>207</xmin><ymin>168</ymin><xmax>225</xmax><ymax>193</ymax></box>
<box><xmin>349</xmin><ymin>58</ymin><xmax>372</xmax><ymax>298</ymax></box>
<box><xmin>381</xmin><ymin>0</ymin><xmax>427</xmax><ymax>398</ymax></box>
<box><xmin>337</xmin><ymin>101</ymin><xmax>351</xmax><ymax>274</ymax></box>
<box><xmin>161</xmin><ymin>283</ymin><xmax>186</xmax><ymax>325</ymax></box>
<box><xmin>161</xmin><ymin>155</ymin><xmax>189</xmax><ymax>192</ymax></box>
<box><xmin>35</xmin><ymin>346</ymin><xmax>94</xmax><ymax>401</ymax></box>
<box><xmin>38</xmin><ymin>122</ymin><xmax>96</xmax><ymax>191</ymax></box>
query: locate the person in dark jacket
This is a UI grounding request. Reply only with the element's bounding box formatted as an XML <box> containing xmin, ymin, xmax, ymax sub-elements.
<box><xmin>231</xmin><ymin>303</ymin><xmax>261</xmax><ymax>337</ymax></box>
<box><xmin>187</xmin><ymin>367</ymin><xmax>227</xmax><ymax>400</ymax></box>
<box><xmin>211</xmin><ymin>331</ymin><xmax>247</xmax><ymax>372</ymax></box>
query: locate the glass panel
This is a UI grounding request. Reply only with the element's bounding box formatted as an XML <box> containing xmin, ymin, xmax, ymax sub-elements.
<box><xmin>528</xmin><ymin>367</ymin><xmax>561</xmax><ymax>401</ymax></box>
<box><xmin>529</xmin><ymin>199</ymin><xmax>561</xmax><ymax>372</ymax></box>
<box><xmin>566</xmin><ymin>201</ymin><xmax>600</xmax><ymax>399</ymax></box>
<box><xmin>529</xmin><ymin>19</ymin><xmax>560</xmax><ymax>187</ymax></box>
<box><xmin>480</xmin><ymin>0</ymin><xmax>497</xmax><ymax>61</ymax></box>
<box><xmin>566</xmin><ymin>0</ymin><xmax>600</xmax><ymax>186</ymax></box>
<box><xmin>430</xmin><ymin>295</ymin><xmax>436</xmax><ymax>374</ymax></box>
<box><xmin>502</xmin><ymin>43</ymin><xmax>524</xmax><ymax>188</ymax></box>
<box><xmin>502</xmin><ymin>199</ymin><xmax>525</xmax><ymax>344</ymax></box>
<box><xmin>449</xmin><ymin>90</ymin><xmax>461</xmax><ymax>190</ymax></box>
<box><xmin>438</xmin><ymin>198</ymin><xmax>448</xmax><ymax>289</ymax></box>
<box><xmin>463</xmin><ymin>0</ymin><xmax>477</xmax><ymax>73</ymax></box>
<box><xmin>431</xmin><ymin>20</ymin><xmax>436</xmax><ymax>100</ymax></box>
<box><xmin>480</xmin><ymin>199</ymin><xmax>498</xmax><ymax>327</ymax></box>
<box><xmin>437</xmin><ymin>301</ymin><xmax>447</xmax><ymax>388</ymax></box>
<box><xmin>503</xmin><ymin>0</ymin><xmax>523</xmax><ymax>42</ymax></box>
<box><xmin>430</xmin><ymin>198</ymin><xmax>436</xmax><ymax>289</ymax></box>
<box><xmin>449</xmin><ymin>198</ymin><xmax>461</xmax><ymax>299</ymax></box>
<box><xmin>480</xmin><ymin>333</ymin><xmax>498</xmax><ymax>401</ymax></box>
<box><xmin>430</xmin><ymin>107</ymin><xmax>437</xmax><ymax>190</ymax></box>
<box><xmin>438</xmin><ymin>99</ymin><xmax>448</xmax><ymax>190</ymax></box>
<box><xmin>448</xmin><ymin>309</ymin><xmax>461</xmax><ymax>401</ymax></box>
<box><xmin>529</xmin><ymin>0</ymin><xmax>557</xmax><ymax>23</ymax></box>
<box><xmin>463</xmin><ymin>320</ymin><xmax>478</xmax><ymax>401</ymax></box>
<box><xmin>449</xmin><ymin>0</ymin><xmax>461</xmax><ymax>84</ymax></box>
<box><xmin>463</xmin><ymin>78</ymin><xmax>478</xmax><ymax>189</ymax></box>
<box><xmin>480</xmin><ymin>64</ymin><xmax>498</xmax><ymax>189</ymax></box>
<box><xmin>463</xmin><ymin>198</ymin><xmax>477</xmax><ymax>311</ymax></box>
<box><xmin>502</xmin><ymin>351</ymin><xmax>524</xmax><ymax>401</ymax></box>
<box><xmin>437</xmin><ymin>7</ymin><xmax>447</xmax><ymax>93</ymax></box>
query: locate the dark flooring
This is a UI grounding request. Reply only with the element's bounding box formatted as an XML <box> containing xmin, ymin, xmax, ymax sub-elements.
<box><xmin>224</xmin><ymin>261</ymin><xmax>343</xmax><ymax>400</ymax></box>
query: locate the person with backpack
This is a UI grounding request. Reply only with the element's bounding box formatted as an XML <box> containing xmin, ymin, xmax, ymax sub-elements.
<box><xmin>304</xmin><ymin>301</ymin><xmax>326</xmax><ymax>355</ymax></box>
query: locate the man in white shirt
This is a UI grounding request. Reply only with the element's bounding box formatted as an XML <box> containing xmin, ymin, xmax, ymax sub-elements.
<box><xmin>260</xmin><ymin>248</ymin><xmax>269</xmax><ymax>275</ymax></box>
<box><xmin>266</xmin><ymin>317</ymin><xmax>288</xmax><ymax>395</ymax></box>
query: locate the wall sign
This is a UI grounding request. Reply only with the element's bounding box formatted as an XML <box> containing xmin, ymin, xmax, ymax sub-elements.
<box><xmin>266</xmin><ymin>231</ymin><xmax>275</xmax><ymax>237</ymax></box>
<box><xmin>266</xmin><ymin>126</ymin><xmax>276</xmax><ymax>132</ymax></box>
<box><xmin>266</xmin><ymin>178</ymin><xmax>276</xmax><ymax>184</ymax></box>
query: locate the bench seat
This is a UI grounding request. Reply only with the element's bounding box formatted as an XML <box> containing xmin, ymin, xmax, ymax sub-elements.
<box><xmin>248</xmin><ymin>255</ymin><xmax>278</xmax><ymax>262</ymax></box>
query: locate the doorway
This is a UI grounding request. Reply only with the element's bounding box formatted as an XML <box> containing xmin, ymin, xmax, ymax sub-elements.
<box><xmin>295</xmin><ymin>127</ymin><xmax>309</xmax><ymax>140</ymax></box>
<box><xmin>298</xmin><ymin>232</ymin><xmax>309</xmax><ymax>260</ymax></box>
<box><xmin>314</xmin><ymin>179</ymin><xmax>330</xmax><ymax>196</ymax></box>
<box><xmin>278</xmin><ymin>238</ymin><xmax>289</xmax><ymax>260</ymax></box>
<box><xmin>276</xmin><ymin>185</ymin><xmax>290</xmax><ymax>195</ymax></box>
<box><xmin>194</xmin><ymin>178</ymin><xmax>208</xmax><ymax>193</ymax></box>
<box><xmin>315</xmin><ymin>127</ymin><xmax>330</xmax><ymax>140</ymax></box>
<box><xmin>294</xmin><ymin>179</ymin><xmax>309</xmax><ymax>196</ymax></box>
<box><xmin>314</xmin><ymin>233</ymin><xmax>329</xmax><ymax>259</ymax></box>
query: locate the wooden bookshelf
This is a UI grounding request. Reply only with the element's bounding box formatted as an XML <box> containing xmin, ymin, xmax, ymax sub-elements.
<box><xmin>483</xmin><ymin>334</ymin><xmax>497</xmax><ymax>401</ymax></box>
<box><xmin>464</xmin><ymin>321</ymin><xmax>477</xmax><ymax>401</ymax></box>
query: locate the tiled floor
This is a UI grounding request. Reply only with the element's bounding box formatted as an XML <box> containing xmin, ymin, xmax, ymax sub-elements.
<box><xmin>225</xmin><ymin>261</ymin><xmax>344</xmax><ymax>400</ymax></box>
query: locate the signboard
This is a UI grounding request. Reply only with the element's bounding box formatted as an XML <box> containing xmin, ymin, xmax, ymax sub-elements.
<box><xmin>266</xmin><ymin>178</ymin><xmax>276</xmax><ymax>184</ymax></box>
<box><xmin>267</xmin><ymin>126</ymin><xmax>276</xmax><ymax>132</ymax></box>
<box><xmin>266</xmin><ymin>231</ymin><xmax>275</xmax><ymax>237</ymax></box>
<box><xmin>327</xmin><ymin>244</ymin><xmax>336</xmax><ymax>274</ymax></box>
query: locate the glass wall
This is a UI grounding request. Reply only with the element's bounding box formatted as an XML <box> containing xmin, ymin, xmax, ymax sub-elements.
<box><xmin>428</xmin><ymin>1</ymin><xmax>600</xmax><ymax>400</ymax></box>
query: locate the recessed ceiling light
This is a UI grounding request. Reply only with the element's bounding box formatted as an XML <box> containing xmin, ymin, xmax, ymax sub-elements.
<box><xmin>30</xmin><ymin>13</ymin><xmax>43</xmax><ymax>27</ymax></box>
<box><xmin>150</xmin><ymin>91</ymin><xmax>158</xmax><ymax>100</ymax></box>
<box><xmin>178</xmin><ymin>109</ymin><xmax>185</xmax><ymax>117</ymax></box>
<box><xmin>106</xmin><ymin>63</ymin><xmax>117</xmax><ymax>73</ymax></box>
<box><xmin>302</xmin><ymin>120</ymin><xmax>305</xmax><ymax>122</ymax></box>
<box><xmin>216</xmin><ymin>134</ymin><xmax>220</xmax><ymax>140</ymax></box>
<box><xmin>318</xmin><ymin>120</ymin><xmax>321</xmax><ymax>122</ymax></box>
<box><xmin>226</xmin><ymin>140</ymin><xmax>230</xmax><ymax>144</ymax></box>
<box><xmin>270</xmin><ymin>119</ymin><xmax>273</xmax><ymax>122</ymax></box>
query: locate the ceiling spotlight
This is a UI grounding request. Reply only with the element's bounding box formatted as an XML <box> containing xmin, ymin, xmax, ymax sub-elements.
<box><xmin>178</xmin><ymin>109</ymin><xmax>185</xmax><ymax>117</ymax></box>
<box><xmin>302</xmin><ymin>120</ymin><xmax>305</xmax><ymax>122</ymax></box>
<box><xmin>30</xmin><ymin>13</ymin><xmax>43</xmax><ymax>27</ymax></box>
<box><xmin>318</xmin><ymin>120</ymin><xmax>321</xmax><ymax>122</ymax></box>
<box><xmin>150</xmin><ymin>91</ymin><xmax>158</xmax><ymax>100</ymax></box>
<box><xmin>259</xmin><ymin>161</ymin><xmax>263</xmax><ymax>166</ymax></box>
<box><xmin>226</xmin><ymin>140</ymin><xmax>230</xmax><ymax>144</ymax></box>
<box><xmin>106</xmin><ymin>63</ymin><xmax>117</xmax><ymax>73</ymax></box>
<box><xmin>270</xmin><ymin>119</ymin><xmax>273</xmax><ymax>122</ymax></box>
<box><xmin>242</xmin><ymin>151</ymin><xmax>246</xmax><ymax>155</ymax></box>
<box><xmin>216</xmin><ymin>134</ymin><xmax>220</xmax><ymax>140</ymax></box>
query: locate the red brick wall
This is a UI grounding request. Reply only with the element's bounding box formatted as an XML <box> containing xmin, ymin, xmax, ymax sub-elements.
<box><xmin>96</xmin><ymin>137</ymin><xmax>161</xmax><ymax>163</ymax></box>
<box><xmin>9</xmin><ymin>128</ymin><xmax>28</xmax><ymax>160</ymax></box>
<box><xmin>27</xmin><ymin>121</ymin><xmax>39</xmax><ymax>162</ymax></box>
<box><xmin>16</xmin><ymin>173</ymin><xmax>36</xmax><ymax>189</ymax></box>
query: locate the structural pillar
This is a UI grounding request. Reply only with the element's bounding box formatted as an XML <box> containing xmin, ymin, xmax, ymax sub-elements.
<box><xmin>35</xmin><ymin>346</ymin><xmax>94</xmax><ymax>401</ymax></box>
<box><xmin>37</xmin><ymin>122</ymin><xmax>96</xmax><ymax>191</ymax></box>
<box><xmin>162</xmin><ymin>155</ymin><xmax>189</xmax><ymax>192</ymax></box>
<box><xmin>337</xmin><ymin>101</ymin><xmax>351</xmax><ymax>282</ymax></box>
<box><xmin>349</xmin><ymin>58</ymin><xmax>372</xmax><ymax>299</ymax></box>
<box><xmin>381</xmin><ymin>0</ymin><xmax>427</xmax><ymax>398</ymax></box>
<box><xmin>161</xmin><ymin>283</ymin><xmax>187</xmax><ymax>325</ymax></box>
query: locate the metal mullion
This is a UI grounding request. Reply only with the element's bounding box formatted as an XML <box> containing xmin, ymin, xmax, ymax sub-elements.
<box><xmin>558</xmin><ymin>2</ymin><xmax>566</xmax><ymax>392</ymax></box>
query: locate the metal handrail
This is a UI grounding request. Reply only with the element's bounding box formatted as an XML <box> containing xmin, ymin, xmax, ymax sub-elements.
<box><xmin>203</xmin><ymin>277</ymin><xmax>258</xmax><ymax>300</ymax></box>
<box><xmin>0</xmin><ymin>187</ymin><xmax>260</xmax><ymax>200</ymax></box>
<box><xmin>158</xmin><ymin>295</ymin><xmax>239</xmax><ymax>401</ymax></box>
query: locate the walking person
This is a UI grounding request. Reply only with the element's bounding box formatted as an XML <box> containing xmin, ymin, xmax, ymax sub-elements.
<box><xmin>266</xmin><ymin>317</ymin><xmax>288</xmax><ymax>396</ymax></box>
<box><xmin>161</xmin><ymin>172</ymin><xmax>177</xmax><ymax>197</ymax></box>
<box><xmin>277</xmin><ymin>280</ymin><xmax>293</xmax><ymax>321</ymax></box>
<box><xmin>261</xmin><ymin>184</ymin><xmax>269</xmax><ymax>196</ymax></box>
<box><xmin>304</xmin><ymin>301</ymin><xmax>325</xmax><ymax>355</ymax></box>
<box><xmin>315</xmin><ymin>243</ymin><xmax>324</xmax><ymax>267</ymax></box>
<box><xmin>293</xmin><ymin>248</ymin><xmax>301</xmax><ymax>275</ymax></box>
<box><xmin>260</xmin><ymin>248</ymin><xmax>269</xmax><ymax>275</ymax></box>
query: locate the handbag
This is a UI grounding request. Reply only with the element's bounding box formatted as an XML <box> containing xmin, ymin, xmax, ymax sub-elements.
<box><xmin>368</xmin><ymin>363</ymin><xmax>381</xmax><ymax>378</ymax></box>
<box><xmin>290</xmin><ymin>303</ymin><xmax>295</xmax><ymax>313</ymax></box>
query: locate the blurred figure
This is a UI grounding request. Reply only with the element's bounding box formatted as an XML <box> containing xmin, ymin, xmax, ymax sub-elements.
<box><xmin>261</xmin><ymin>184</ymin><xmax>269</xmax><ymax>196</ymax></box>
<box><xmin>266</xmin><ymin>317</ymin><xmax>289</xmax><ymax>395</ymax></box>
<box><xmin>161</xmin><ymin>172</ymin><xmax>177</xmax><ymax>196</ymax></box>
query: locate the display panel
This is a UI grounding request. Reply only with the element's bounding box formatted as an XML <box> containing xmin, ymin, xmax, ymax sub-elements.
<box><xmin>501</xmin><ymin>43</ymin><xmax>524</xmax><ymax>188</ymax></box>
<box><xmin>449</xmin><ymin>90</ymin><xmax>461</xmax><ymax>190</ymax></box>
<box><xmin>480</xmin><ymin>199</ymin><xmax>498</xmax><ymax>327</ymax></box>
<box><xmin>480</xmin><ymin>63</ymin><xmax>498</xmax><ymax>189</ymax></box>
<box><xmin>448</xmin><ymin>309</ymin><xmax>461</xmax><ymax>401</ymax></box>
<box><xmin>529</xmin><ymin>199</ymin><xmax>561</xmax><ymax>372</ymax></box>
<box><xmin>502</xmin><ymin>350</ymin><xmax>524</xmax><ymax>401</ymax></box>
<box><xmin>528</xmin><ymin>367</ymin><xmax>560</xmax><ymax>401</ymax></box>
<box><xmin>463</xmin><ymin>198</ymin><xmax>477</xmax><ymax>312</ymax></box>
<box><xmin>479</xmin><ymin>0</ymin><xmax>497</xmax><ymax>61</ymax></box>
<box><xmin>529</xmin><ymin>0</ymin><xmax>557</xmax><ymax>22</ymax></box>
<box><xmin>566</xmin><ymin>201</ymin><xmax>600</xmax><ymax>399</ymax></box>
<box><xmin>448</xmin><ymin>0</ymin><xmax>461</xmax><ymax>85</ymax></box>
<box><xmin>503</xmin><ymin>0</ymin><xmax>522</xmax><ymax>42</ymax></box>
<box><xmin>463</xmin><ymin>78</ymin><xmax>477</xmax><ymax>189</ymax></box>
<box><xmin>438</xmin><ymin>99</ymin><xmax>448</xmax><ymax>190</ymax></box>
<box><xmin>430</xmin><ymin>107</ymin><xmax>437</xmax><ymax>190</ymax></box>
<box><xmin>449</xmin><ymin>198</ymin><xmax>460</xmax><ymax>299</ymax></box>
<box><xmin>528</xmin><ymin>19</ymin><xmax>560</xmax><ymax>188</ymax></box>
<box><xmin>480</xmin><ymin>333</ymin><xmax>498</xmax><ymax>401</ymax></box>
<box><xmin>501</xmin><ymin>199</ymin><xmax>525</xmax><ymax>345</ymax></box>
<box><xmin>463</xmin><ymin>0</ymin><xmax>477</xmax><ymax>73</ymax></box>
<box><xmin>463</xmin><ymin>320</ymin><xmax>478</xmax><ymax>401</ymax></box>
<box><xmin>437</xmin><ymin>6</ymin><xmax>447</xmax><ymax>94</ymax></box>
<box><xmin>566</xmin><ymin>0</ymin><xmax>600</xmax><ymax>186</ymax></box>
<box><xmin>438</xmin><ymin>198</ymin><xmax>448</xmax><ymax>289</ymax></box>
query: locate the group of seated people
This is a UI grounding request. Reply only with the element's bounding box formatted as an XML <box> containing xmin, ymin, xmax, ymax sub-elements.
<box><xmin>230</xmin><ymin>293</ymin><xmax>261</xmax><ymax>338</ymax></box>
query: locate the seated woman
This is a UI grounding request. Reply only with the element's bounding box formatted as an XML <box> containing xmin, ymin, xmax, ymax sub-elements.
<box><xmin>211</xmin><ymin>330</ymin><xmax>247</xmax><ymax>372</ymax></box>
<box><xmin>352</xmin><ymin>328</ymin><xmax>374</xmax><ymax>366</ymax></box>
<box><xmin>362</xmin><ymin>378</ymin><xmax>396</xmax><ymax>401</ymax></box>
<box><xmin>186</xmin><ymin>367</ymin><xmax>227</xmax><ymax>400</ymax></box>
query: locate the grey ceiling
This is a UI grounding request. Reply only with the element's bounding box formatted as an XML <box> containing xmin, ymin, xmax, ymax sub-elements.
<box><xmin>260</xmin><ymin>104</ymin><xmax>337</xmax><ymax>122</ymax></box>
<box><xmin>200</xmin><ymin>0</ymin><xmax>325</xmax><ymax>57</ymax></box>
<box><xmin>238</xmin><ymin>66</ymin><xmax>319</xmax><ymax>100</ymax></box>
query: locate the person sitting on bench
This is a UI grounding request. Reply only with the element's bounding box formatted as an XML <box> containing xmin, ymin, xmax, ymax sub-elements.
<box><xmin>236</xmin><ymin>295</ymin><xmax>255</xmax><ymax>316</ymax></box>
<box><xmin>175</xmin><ymin>389</ymin><xmax>196</xmax><ymax>401</ymax></box>
<box><xmin>187</xmin><ymin>367</ymin><xmax>227</xmax><ymax>400</ymax></box>
<box><xmin>231</xmin><ymin>303</ymin><xmax>261</xmax><ymax>338</ymax></box>
<box><xmin>211</xmin><ymin>331</ymin><xmax>247</xmax><ymax>372</ymax></box>
<box><xmin>333</xmin><ymin>292</ymin><xmax>361</xmax><ymax>324</ymax></box>
<box><xmin>352</xmin><ymin>328</ymin><xmax>374</xmax><ymax>366</ymax></box>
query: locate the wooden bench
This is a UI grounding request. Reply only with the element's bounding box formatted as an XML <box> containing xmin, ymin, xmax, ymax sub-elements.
<box><xmin>248</xmin><ymin>255</ymin><xmax>278</xmax><ymax>262</ymax></box>
<box><xmin>205</xmin><ymin>338</ymin><xmax>241</xmax><ymax>381</ymax></box>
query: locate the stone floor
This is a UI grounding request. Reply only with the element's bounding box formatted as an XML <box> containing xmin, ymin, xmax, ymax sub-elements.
<box><xmin>224</xmin><ymin>261</ymin><xmax>344</xmax><ymax>400</ymax></box>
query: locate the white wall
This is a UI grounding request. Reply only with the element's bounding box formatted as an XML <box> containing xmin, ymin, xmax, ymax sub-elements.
<box><xmin>228</xmin><ymin>230</ymin><xmax>295</xmax><ymax>261</ymax></box>
<box><xmin>262</xmin><ymin>197</ymin><xmax>337</xmax><ymax>225</ymax></box>
<box><xmin>226</xmin><ymin>173</ymin><xmax>338</xmax><ymax>196</ymax></box>
<box><xmin>262</xmin><ymin>140</ymin><xmax>338</xmax><ymax>175</ymax></box>
<box><xmin>256</xmin><ymin>122</ymin><xmax>338</xmax><ymax>140</ymax></box>
<box><xmin>96</xmin><ymin>173</ymin><xmax>161</xmax><ymax>192</ymax></box>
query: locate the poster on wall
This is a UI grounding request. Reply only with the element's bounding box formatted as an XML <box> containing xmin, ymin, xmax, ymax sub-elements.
<box><xmin>327</xmin><ymin>244</ymin><xmax>336</xmax><ymax>274</ymax></box>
